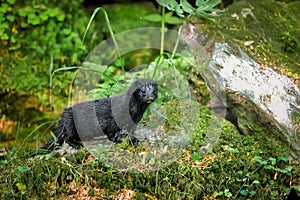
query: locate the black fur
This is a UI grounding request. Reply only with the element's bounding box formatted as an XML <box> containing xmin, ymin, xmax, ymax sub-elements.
<box><xmin>34</xmin><ymin>78</ymin><xmax>158</xmax><ymax>155</ymax></box>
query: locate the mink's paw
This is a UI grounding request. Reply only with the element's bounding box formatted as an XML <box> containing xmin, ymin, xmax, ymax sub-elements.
<box><xmin>68</xmin><ymin>141</ymin><xmax>84</xmax><ymax>149</ymax></box>
<box><xmin>129</xmin><ymin>136</ymin><xmax>139</xmax><ymax>146</ymax></box>
<box><xmin>112</xmin><ymin>131</ymin><xmax>127</xmax><ymax>143</ymax></box>
<box><xmin>113</xmin><ymin>139</ymin><xmax>122</xmax><ymax>144</ymax></box>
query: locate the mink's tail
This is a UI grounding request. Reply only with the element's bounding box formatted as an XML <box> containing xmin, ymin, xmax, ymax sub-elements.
<box><xmin>30</xmin><ymin>134</ymin><xmax>65</xmax><ymax>157</ymax></box>
<box><xmin>30</xmin><ymin>108</ymin><xmax>73</xmax><ymax>157</ymax></box>
<box><xmin>30</xmin><ymin>119</ymin><xmax>68</xmax><ymax>157</ymax></box>
<box><xmin>40</xmin><ymin>134</ymin><xmax>63</xmax><ymax>152</ymax></box>
<box><xmin>30</xmin><ymin>107</ymin><xmax>82</xmax><ymax>157</ymax></box>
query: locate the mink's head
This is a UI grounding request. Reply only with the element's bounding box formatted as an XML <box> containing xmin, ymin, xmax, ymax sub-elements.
<box><xmin>130</xmin><ymin>79</ymin><xmax>158</xmax><ymax>104</ymax></box>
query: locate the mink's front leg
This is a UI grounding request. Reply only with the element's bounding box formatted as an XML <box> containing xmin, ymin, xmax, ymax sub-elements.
<box><xmin>128</xmin><ymin>134</ymin><xmax>139</xmax><ymax>146</ymax></box>
<box><xmin>112</xmin><ymin>130</ymin><xmax>139</xmax><ymax>146</ymax></box>
<box><xmin>111</xmin><ymin>131</ymin><xmax>127</xmax><ymax>143</ymax></box>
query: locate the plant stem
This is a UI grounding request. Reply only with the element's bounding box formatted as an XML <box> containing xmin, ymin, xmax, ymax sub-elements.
<box><xmin>171</xmin><ymin>33</ymin><xmax>180</xmax><ymax>58</ymax></box>
<box><xmin>160</xmin><ymin>6</ymin><xmax>165</xmax><ymax>55</ymax></box>
<box><xmin>152</xmin><ymin>53</ymin><xmax>165</xmax><ymax>78</ymax></box>
<box><xmin>102</xmin><ymin>9</ymin><xmax>125</xmax><ymax>79</ymax></box>
<box><xmin>49</xmin><ymin>54</ymin><xmax>53</xmax><ymax>105</ymax></box>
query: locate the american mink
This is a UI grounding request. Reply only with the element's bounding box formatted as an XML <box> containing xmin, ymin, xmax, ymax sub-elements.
<box><xmin>34</xmin><ymin>78</ymin><xmax>158</xmax><ymax>155</ymax></box>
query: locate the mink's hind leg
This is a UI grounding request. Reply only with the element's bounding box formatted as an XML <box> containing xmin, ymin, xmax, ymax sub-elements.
<box><xmin>42</xmin><ymin>107</ymin><xmax>80</xmax><ymax>151</ymax></box>
<box><xmin>66</xmin><ymin>133</ymin><xmax>83</xmax><ymax>149</ymax></box>
<box><xmin>60</xmin><ymin>107</ymin><xmax>84</xmax><ymax>149</ymax></box>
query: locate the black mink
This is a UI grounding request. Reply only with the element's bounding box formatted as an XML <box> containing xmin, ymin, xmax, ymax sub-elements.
<box><xmin>34</xmin><ymin>78</ymin><xmax>158</xmax><ymax>155</ymax></box>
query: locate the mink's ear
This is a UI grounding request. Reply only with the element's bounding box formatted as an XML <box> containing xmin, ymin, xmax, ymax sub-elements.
<box><xmin>127</xmin><ymin>79</ymin><xmax>144</xmax><ymax>96</ymax></box>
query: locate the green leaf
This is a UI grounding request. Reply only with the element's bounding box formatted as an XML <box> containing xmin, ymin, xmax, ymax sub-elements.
<box><xmin>284</xmin><ymin>166</ymin><xmax>293</xmax><ymax>171</ymax></box>
<box><xmin>48</xmin><ymin>8</ymin><xmax>60</xmax><ymax>17</ymax></box>
<box><xmin>180</xmin><ymin>0</ymin><xmax>195</xmax><ymax>14</ymax></box>
<box><xmin>237</xmin><ymin>170</ymin><xmax>243</xmax><ymax>175</ymax></box>
<box><xmin>224</xmin><ymin>189</ymin><xmax>232</xmax><ymax>198</ymax></box>
<box><xmin>7</xmin><ymin>15</ymin><xmax>15</xmax><ymax>22</ymax></box>
<box><xmin>164</xmin><ymin>11</ymin><xmax>173</xmax><ymax>19</ymax></box>
<box><xmin>16</xmin><ymin>183</ymin><xmax>26</xmax><ymax>191</ymax></box>
<box><xmin>20</xmin><ymin>21</ymin><xmax>28</xmax><ymax>28</ymax></box>
<box><xmin>18</xmin><ymin>8</ymin><xmax>27</xmax><ymax>17</ymax></box>
<box><xmin>0</xmin><ymin>13</ymin><xmax>3</xmax><ymax>22</ymax></box>
<box><xmin>156</xmin><ymin>0</ymin><xmax>185</xmax><ymax>17</ymax></box>
<box><xmin>7</xmin><ymin>0</ymin><xmax>15</xmax><ymax>4</ymax></box>
<box><xmin>40</xmin><ymin>12</ymin><xmax>49</xmax><ymax>21</ymax></box>
<box><xmin>143</xmin><ymin>13</ymin><xmax>162</xmax><ymax>22</ymax></box>
<box><xmin>254</xmin><ymin>156</ymin><xmax>268</xmax><ymax>165</ymax></box>
<box><xmin>149</xmin><ymin>157</ymin><xmax>156</xmax><ymax>165</ymax></box>
<box><xmin>194</xmin><ymin>0</ymin><xmax>223</xmax><ymax>19</ymax></box>
<box><xmin>213</xmin><ymin>191</ymin><xmax>223</xmax><ymax>197</ymax></box>
<box><xmin>280</xmin><ymin>166</ymin><xmax>293</xmax><ymax>175</ymax></box>
<box><xmin>0</xmin><ymin>33</ymin><xmax>9</xmax><ymax>40</ymax></box>
<box><xmin>264</xmin><ymin>165</ymin><xmax>275</xmax><ymax>170</ymax></box>
<box><xmin>61</xmin><ymin>28</ymin><xmax>72</xmax><ymax>35</ymax></box>
<box><xmin>233</xmin><ymin>148</ymin><xmax>240</xmax><ymax>153</ymax></box>
<box><xmin>17</xmin><ymin>166</ymin><xmax>31</xmax><ymax>172</ymax></box>
<box><xmin>192</xmin><ymin>153</ymin><xmax>200</xmax><ymax>162</ymax></box>
<box><xmin>9</xmin><ymin>43</ymin><xmax>21</xmax><ymax>51</ymax></box>
<box><xmin>27</xmin><ymin>13</ymin><xmax>40</xmax><ymax>25</ymax></box>
<box><xmin>270</xmin><ymin>190</ymin><xmax>279</xmax><ymax>198</ymax></box>
<box><xmin>269</xmin><ymin>157</ymin><xmax>276</xmax><ymax>165</ymax></box>
<box><xmin>175</xmin><ymin>5</ymin><xmax>185</xmax><ymax>17</ymax></box>
<box><xmin>0</xmin><ymin>3</ymin><xmax>12</xmax><ymax>13</ymax></box>
<box><xmin>164</xmin><ymin>12</ymin><xmax>182</xmax><ymax>25</ymax></box>
<box><xmin>0</xmin><ymin>22</ymin><xmax>9</xmax><ymax>30</ymax></box>
<box><xmin>252</xmin><ymin>180</ymin><xmax>260</xmax><ymax>185</ymax></box>
<box><xmin>240</xmin><ymin>189</ymin><xmax>248</xmax><ymax>196</ymax></box>
<box><xmin>156</xmin><ymin>0</ymin><xmax>179</xmax><ymax>11</ymax></box>
<box><xmin>294</xmin><ymin>185</ymin><xmax>300</xmax><ymax>192</ymax></box>
<box><xmin>278</xmin><ymin>156</ymin><xmax>289</xmax><ymax>162</ymax></box>
<box><xmin>114</xmin><ymin>58</ymin><xmax>124</xmax><ymax>67</ymax></box>
<box><xmin>196</xmin><ymin>0</ymin><xmax>222</xmax><ymax>8</ymax></box>
<box><xmin>56</xmin><ymin>12</ymin><xmax>65</xmax><ymax>21</ymax></box>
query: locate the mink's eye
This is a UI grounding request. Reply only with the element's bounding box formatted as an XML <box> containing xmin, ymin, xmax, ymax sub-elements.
<box><xmin>140</xmin><ymin>89</ymin><xmax>146</xmax><ymax>97</ymax></box>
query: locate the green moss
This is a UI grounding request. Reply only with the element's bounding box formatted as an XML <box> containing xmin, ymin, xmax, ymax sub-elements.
<box><xmin>2</xmin><ymin>98</ymin><xmax>297</xmax><ymax>199</ymax></box>
<box><xmin>0</xmin><ymin>121</ymin><xmax>298</xmax><ymax>199</ymax></box>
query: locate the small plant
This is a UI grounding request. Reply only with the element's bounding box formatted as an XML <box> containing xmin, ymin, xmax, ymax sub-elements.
<box><xmin>254</xmin><ymin>155</ymin><xmax>293</xmax><ymax>175</ymax></box>
<box><xmin>213</xmin><ymin>188</ymin><xmax>233</xmax><ymax>198</ymax></box>
<box><xmin>83</xmin><ymin>7</ymin><xmax>125</xmax><ymax>78</ymax></box>
<box><xmin>281</xmin><ymin>31</ymin><xmax>298</xmax><ymax>53</ymax></box>
<box><xmin>232</xmin><ymin>155</ymin><xmax>293</xmax><ymax>199</ymax></box>
<box><xmin>144</xmin><ymin>0</ymin><xmax>224</xmax><ymax>55</ymax></box>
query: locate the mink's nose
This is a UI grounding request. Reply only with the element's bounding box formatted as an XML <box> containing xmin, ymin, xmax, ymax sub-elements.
<box><xmin>147</xmin><ymin>96</ymin><xmax>155</xmax><ymax>103</ymax></box>
<box><xmin>149</xmin><ymin>96</ymin><xmax>154</xmax><ymax>101</ymax></box>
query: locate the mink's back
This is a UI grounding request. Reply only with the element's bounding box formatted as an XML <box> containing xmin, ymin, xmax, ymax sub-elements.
<box><xmin>71</xmin><ymin>96</ymin><xmax>122</xmax><ymax>141</ymax></box>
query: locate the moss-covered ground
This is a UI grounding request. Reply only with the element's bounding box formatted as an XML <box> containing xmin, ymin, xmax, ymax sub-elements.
<box><xmin>1</xmin><ymin>0</ymin><xmax>300</xmax><ymax>199</ymax></box>
<box><xmin>1</xmin><ymin>104</ymin><xmax>299</xmax><ymax>199</ymax></box>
